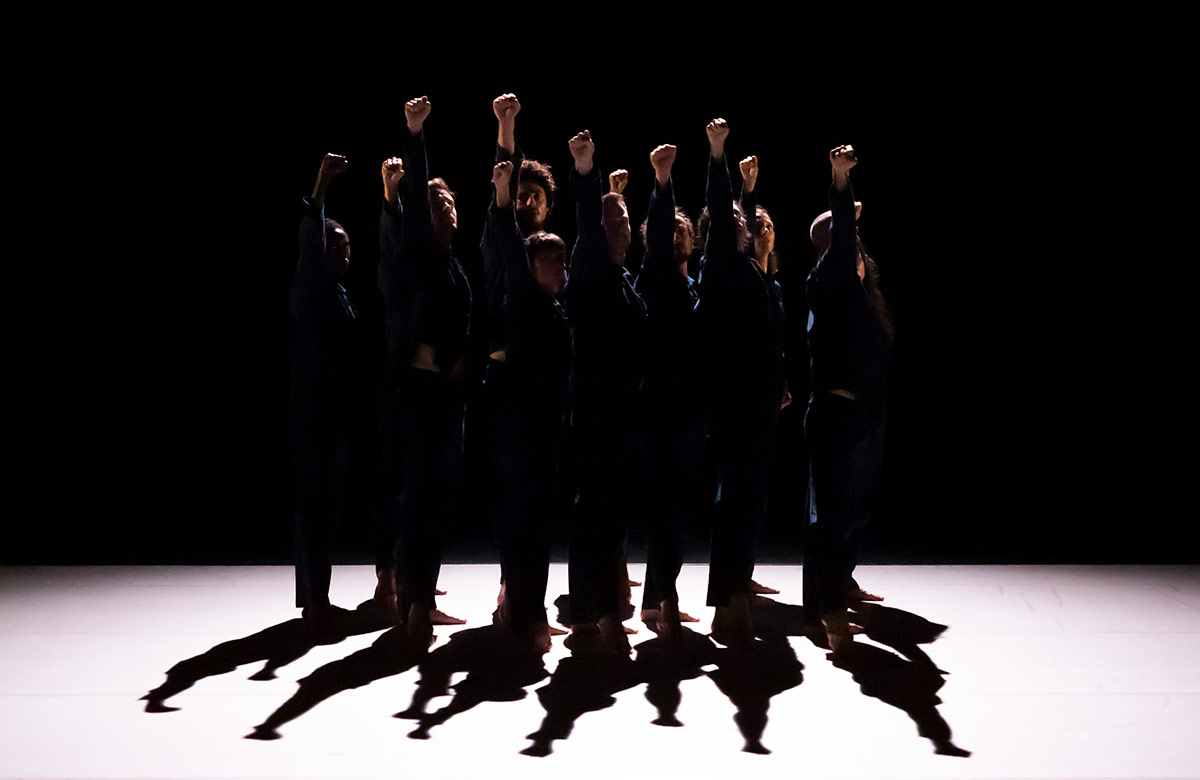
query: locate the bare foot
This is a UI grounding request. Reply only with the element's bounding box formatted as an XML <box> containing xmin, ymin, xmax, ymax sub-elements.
<box><xmin>711</xmin><ymin>593</ymin><xmax>753</xmax><ymax>648</ymax></box>
<box><xmin>657</xmin><ymin>599</ymin><xmax>682</xmax><ymax>639</ymax></box>
<box><xmin>373</xmin><ymin>569</ymin><xmax>398</xmax><ymax>615</ymax></box>
<box><xmin>407</xmin><ymin>602</ymin><xmax>434</xmax><ymax>645</ymax></box>
<box><xmin>598</xmin><ymin>614</ymin><xmax>632</xmax><ymax>655</ymax></box>
<box><xmin>429</xmin><ymin>608</ymin><xmax>466</xmax><ymax>626</ymax></box>
<box><xmin>822</xmin><ymin>609</ymin><xmax>854</xmax><ymax>655</ymax></box>
<box><xmin>749</xmin><ymin>579</ymin><xmax>780</xmax><ymax>595</ymax></box>
<box><xmin>847</xmin><ymin>585</ymin><xmax>884</xmax><ymax>602</ymax></box>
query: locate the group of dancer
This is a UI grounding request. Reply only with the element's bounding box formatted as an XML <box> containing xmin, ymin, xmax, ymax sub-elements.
<box><xmin>288</xmin><ymin>93</ymin><xmax>892</xmax><ymax>657</ymax></box>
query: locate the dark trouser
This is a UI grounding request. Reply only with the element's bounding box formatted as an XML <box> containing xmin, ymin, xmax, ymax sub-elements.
<box><xmin>393</xmin><ymin>368</ymin><xmax>466</xmax><ymax>612</ymax></box>
<box><xmin>568</xmin><ymin>414</ymin><xmax>635</xmax><ymax>625</ymax></box>
<box><xmin>375</xmin><ymin>379</ymin><xmax>404</xmax><ymax>572</ymax></box>
<box><xmin>639</xmin><ymin>416</ymin><xmax>704</xmax><ymax>610</ymax></box>
<box><xmin>487</xmin><ymin>360</ymin><xmax>564</xmax><ymax>631</ymax></box>
<box><xmin>802</xmin><ymin>392</ymin><xmax>886</xmax><ymax>621</ymax></box>
<box><xmin>291</xmin><ymin>408</ymin><xmax>350</xmax><ymax>610</ymax></box>
<box><xmin>706</xmin><ymin>405</ymin><xmax>779</xmax><ymax>607</ymax></box>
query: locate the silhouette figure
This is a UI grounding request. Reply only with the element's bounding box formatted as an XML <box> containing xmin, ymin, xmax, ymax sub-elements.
<box><xmin>521</xmin><ymin>647</ymin><xmax>641</xmax><ymax>756</ymax></box>
<box><xmin>245</xmin><ymin>626</ymin><xmax>426</xmax><ymax>740</ymax></box>
<box><xmin>141</xmin><ymin>608</ymin><xmax>384</xmax><ymax>713</ymax></box>
<box><xmin>706</xmin><ymin>637</ymin><xmax>803</xmax><ymax>754</ymax></box>
<box><xmin>829</xmin><ymin>642</ymin><xmax>970</xmax><ymax>756</ymax></box>
<box><xmin>396</xmin><ymin>625</ymin><xmax>549</xmax><ymax>740</ymax></box>
<box><xmin>632</xmin><ymin>627</ymin><xmax>718</xmax><ymax>727</ymax></box>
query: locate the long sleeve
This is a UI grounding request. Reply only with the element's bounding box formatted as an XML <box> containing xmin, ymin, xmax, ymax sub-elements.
<box><xmin>400</xmin><ymin>127</ymin><xmax>432</xmax><ymax>262</ymax></box>
<box><xmin>486</xmin><ymin>201</ymin><xmax>538</xmax><ymax>309</ymax></box>
<box><xmin>567</xmin><ymin>166</ymin><xmax>609</xmax><ymax>284</ymax></box>
<box><xmin>643</xmin><ymin>178</ymin><xmax>676</xmax><ymax>277</ymax></box>
<box><xmin>703</xmin><ymin>154</ymin><xmax>736</xmax><ymax>269</ymax></box>
<box><xmin>291</xmin><ymin>196</ymin><xmax>328</xmax><ymax>312</ymax></box>
<box><xmin>377</xmin><ymin>198</ymin><xmax>407</xmax><ymax>305</ymax></box>
<box><xmin>482</xmin><ymin>144</ymin><xmax>526</xmax><ymax>351</ymax></box>
<box><xmin>816</xmin><ymin>181</ymin><xmax>859</xmax><ymax>283</ymax></box>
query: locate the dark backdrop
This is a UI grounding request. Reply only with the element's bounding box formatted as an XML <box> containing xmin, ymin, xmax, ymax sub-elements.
<box><xmin>3</xmin><ymin>1</ymin><xmax>1195</xmax><ymax>564</ymax></box>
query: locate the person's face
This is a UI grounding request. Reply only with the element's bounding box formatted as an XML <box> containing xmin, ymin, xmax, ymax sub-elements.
<box><xmin>673</xmin><ymin>214</ymin><xmax>693</xmax><ymax>269</ymax></box>
<box><xmin>754</xmin><ymin>212</ymin><xmax>775</xmax><ymax>266</ymax></box>
<box><xmin>603</xmin><ymin>197</ymin><xmax>631</xmax><ymax>264</ymax></box>
<box><xmin>532</xmin><ymin>245</ymin><xmax>567</xmax><ymax>299</ymax></box>
<box><xmin>516</xmin><ymin>181</ymin><xmax>549</xmax><ymax>233</ymax></box>
<box><xmin>326</xmin><ymin>227</ymin><xmax>350</xmax><ymax>279</ymax></box>
<box><xmin>430</xmin><ymin>188</ymin><xmax>457</xmax><ymax>235</ymax></box>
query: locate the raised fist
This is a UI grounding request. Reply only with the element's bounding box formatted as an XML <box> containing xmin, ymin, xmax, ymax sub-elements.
<box><xmin>608</xmin><ymin>169</ymin><xmax>629</xmax><ymax>195</ymax></box>
<box><xmin>568</xmin><ymin>130</ymin><xmax>595</xmax><ymax>173</ymax></box>
<box><xmin>406</xmin><ymin>96</ymin><xmax>432</xmax><ymax>134</ymax></box>
<box><xmin>830</xmin><ymin>144</ymin><xmax>858</xmax><ymax>174</ymax></box>
<box><xmin>493</xmin><ymin>160</ymin><xmax>514</xmax><ymax>187</ymax></box>
<box><xmin>650</xmin><ymin>144</ymin><xmax>677</xmax><ymax>174</ymax></box>
<box><xmin>320</xmin><ymin>153</ymin><xmax>349</xmax><ymax>177</ymax></box>
<box><xmin>706</xmin><ymin>118</ymin><xmax>730</xmax><ymax>156</ymax></box>
<box><xmin>493</xmin><ymin>93</ymin><xmax>521</xmax><ymax>123</ymax></box>
<box><xmin>381</xmin><ymin>156</ymin><xmax>405</xmax><ymax>188</ymax></box>
<box><xmin>739</xmin><ymin>155</ymin><xmax>759</xmax><ymax>191</ymax></box>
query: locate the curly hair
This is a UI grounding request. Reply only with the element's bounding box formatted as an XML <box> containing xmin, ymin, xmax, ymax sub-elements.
<box><xmin>519</xmin><ymin>159</ymin><xmax>556</xmax><ymax>214</ymax></box>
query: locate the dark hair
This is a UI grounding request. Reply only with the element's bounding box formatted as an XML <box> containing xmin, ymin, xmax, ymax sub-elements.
<box><xmin>639</xmin><ymin>206</ymin><xmax>694</xmax><ymax>245</ymax></box>
<box><xmin>696</xmin><ymin>201</ymin><xmax>745</xmax><ymax>253</ymax></box>
<box><xmin>755</xmin><ymin>205</ymin><xmax>780</xmax><ymax>275</ymax></box>
<box><xmin>428</xmin><ymin>177</ymin><xmax>455</xmax><ymax>201</ymax></box>
<box><xmin>519</xmin><ymin>159</ymin><xmax>556</xmax><ymax>214</ymax></box>
<box><xmin>858</xmin><ymin>238</ymin><xmax>894</xmax><ymax>338</ymax></box>
<box><xmin>323</xmin><ymin>218</ymin><xmax>347</xmax><ymax>245</ymax></box>
<box><xmin>525</xmin><ymin>230</ymin><xmax>566</xmax><ymax>265</ymax></box>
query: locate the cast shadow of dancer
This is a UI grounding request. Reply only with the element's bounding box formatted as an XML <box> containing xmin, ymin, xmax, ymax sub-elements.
<box><xmin>245</xmin><ymin>626</ymin><xmax>427</xmax><ymax>740</ymax></box>
<box><xmin>705</xmin><ymin>637</ymin><xmax>804</xmax><ymax>754</ymax></box>
<box><xmin>752</xmin><ymin>597</ymin><xmax>971</xmax><ymax>757</ymax></box>
<box><xmin>395</xmin><ymin>625</ymin><xmax>549</xmax><ymax>740</ymax></box>
<box><xmin>521</xmin><ymin>646</ymin><xmax>643</xmax><ymax>757</ymax></box>
<box><xmin>632</xmin><ymin>628</ymin><xmax>718</xmax><ymax>728</ymax></box>
<box><xmin>140</xmin><ymin>608</ymin><xmax>388</xmax><ymax>713</ymax></box>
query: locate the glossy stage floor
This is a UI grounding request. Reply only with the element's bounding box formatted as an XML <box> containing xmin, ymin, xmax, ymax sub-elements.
<box><xmin>2</xmin><ymin>564</ymin><xmax>1198</xmax><ymax>779</ymax></box>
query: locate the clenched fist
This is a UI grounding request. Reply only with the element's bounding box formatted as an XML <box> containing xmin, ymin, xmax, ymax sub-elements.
<box><xmin>830</xmin><ymin>144</ymin><xmax>857</xmax><ymax>173</ymax></box>
<box><xmin>493</xmin><ymin>93</ymin><xmax>521</xmax><ymax>123</ymax></box>
<box><xmin>650</xmin><ymin>144</ymin><xmax>676</xmax><ymax>185</ymax></box>
<box><xmin>739</xmin><ymin>155</ymin><xmax>758</xmax><ymax>193</ymax></box>
<box><xmin>608</xmin><ymin>169</ymin><xmax>629</xmax><ymax>196</ymax></box>
<box><xmin>493</xmin><ymin>161</ymin><xmax>514</xmax><ymax>208</ymax></box>
<box><xmin>406</xmin><ymin>96</ymin><xmax>432</xmax><ymax>134</ymax></box>
<box><xmin>381</xmin><ymin>156</ymin><xmax>404</xmax><ymax>204</ymax></box>
<box><xmin>706</xmin><ymin>118</ymin><xmax>730</xmax><ymax>158</ymax></box>
<box><xmin>569</xmin><ymin>130</ymin><xmax>595</xmax><ymax>175</ymax></box>
<box><xmin>320</xmin><ymin>152</ymin><xmax>349</xmax><ymax>178</ymax></box>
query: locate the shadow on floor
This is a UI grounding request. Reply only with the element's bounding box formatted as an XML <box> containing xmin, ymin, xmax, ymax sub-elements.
<box><xmin>752</xmin><ymin>596</ymin><xmax>971</xmax><ymax>757</ymax></box>
<box><xmin>140</xmin><ymin>605</ymin><xmax>390</xmax><ymax>713</ymax></box>
<box><xmin>396</xmin><ymin>625</ymin><xmax>550</xmax><ymax>741</ymax></box>
<box><xmin>245</xmin><ymin>625</ymin><xmax>428</xmax><ymax>740</ymax></box>
<box><xmin>706</xmin><ymin>636</ymin><xmax>804</xmax><ymax>754</ymax></box>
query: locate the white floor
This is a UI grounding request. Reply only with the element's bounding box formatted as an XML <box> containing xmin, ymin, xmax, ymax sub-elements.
<box><xmin>2</xmin><ymin>564</ymin><xmax>1199</xmax><ymax>780</ymax></box>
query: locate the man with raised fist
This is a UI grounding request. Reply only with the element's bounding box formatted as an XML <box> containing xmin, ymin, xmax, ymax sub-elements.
<box><xmin>289</xmin><ymin>152</ymin><xmax>358</xmax><ymax>635</ymax></box>
<box><xmin>486</xmin><ymin>159</ymin><xmax>572</xmax><ymax>653</ymax></box>
<box><xmin>695</xmin><ymin>119</ymin><xmax>785</xmax><ymax>648</ymax></box>
<box><xmin>803</xmin><ymin>144</ymin><xmax>893</xmax><ymax>654</ymax></box>
<box><xmin>563</xmin><ymin>129</ymin><xmax>648</xmax><ymax>655</ymax></box>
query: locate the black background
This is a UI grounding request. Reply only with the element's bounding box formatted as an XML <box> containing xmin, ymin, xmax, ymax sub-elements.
<box><xmin>3</xmin><ymin>1</ymin><xmax>1195</xmax><ymax>564</ymax></box>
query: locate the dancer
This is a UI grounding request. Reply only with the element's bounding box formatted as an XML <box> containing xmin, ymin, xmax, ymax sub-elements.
<box><xmin>634</xmin><ymin>143</ymin><xmax>704</xmax><ymax>637</ymax></box>
<box><xmin>803</xmin><ymin>144</ymin><xmax>893</xmax><ymax>652</ymax></box>
<box><xmin>696</xmin><ymin>120</ymin><xmax>785</xmax><ymax>648</ymax></box>
<box><xmin>289</xmin><ymin>152</ymin><xmax>357</xmax><ymax>633</ymax></box>
<box><xmin>379</xmin><ymin>96</ymin><xmax>473</xmax><ymax>642</ymax></box>
<box><xmin>565</xmin><ymin>129</ymin><xmax>648</xmax><ymax>654</ymax></box>
<box><xmin>486</xmin><ymin>159</ymin><xmax>571</xmax><ymax>652</ymax></box>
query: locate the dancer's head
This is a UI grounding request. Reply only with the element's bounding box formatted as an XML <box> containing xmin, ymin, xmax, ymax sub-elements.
<box><xmin>753</xmin><ymin>205</ymin><xmax>776</xmax><ymax>275</ymax></box>
<box><xmin>526</xmin><ymin>230</ymin><xmax>567</xmax><ymax>299</ymax></box>
<box><xmin>517</xmin><ymin>159</ymin><xmax>556</xmax><ymax>234</ymax></box>
<box><xmin>428</xmin><ymin>177</ymin><xmax>457</xmax><ymax>249</ymax></box>
<box><xmin>697</xmin><ymin>201</ymin><xmax>748</xmax><ymax>257</ymax></box>
<box><xmin>639</xmin><ymin>207</ymin><xmax>695</xmax><ymax>274</ymax></box>
<box><xmin>324</xmin><ymin>219</ymin><xmax>350</xmax><ymax>279</ymax></box>
<box><xmin>809</xmin><ymin>201</ymin><xmax>863</xmax><ymax>275</ymax></box>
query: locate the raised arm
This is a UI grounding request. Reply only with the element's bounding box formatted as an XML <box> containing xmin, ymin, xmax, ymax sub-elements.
<box><xmin>399</xmin><ymin>96</ymin><xmax>433</xmax><ymax>253</ymax></box>
<box><xmin>488</xmin><ymin>160</ymin><xmax>538</xmax><ymax>303</ymax></box>
<box><xmin>568</xmin><ymin>129</ymin><xmax>609</xmax><ymax>281</ymax></box>
<box><xmin>643</xmin><ymin>144</ymin><xmax>678</xmax><ymax>275</ymax></box>
<box><xmin>378</xmin><ymin>155</ymin><xmax>408</xmax><ymax>301</ymax></box>
<box><xmin>493</xmin><ymin>93</ymin><xmax>523</xmax><ymax>191</ymax></box>
<box><xmin>823</xmin><ymin>144</ymin><xmax>860</xmax><ymax>276</ymax></box>
<box><xmin>298</xmin><ymin>153</ymin><xmax>347</xmax><ymax>281</ymax></box>
<box><xmin>608</xmin><ymin>169</ymin><xmax>629</xmax><ymax>197</ymax></box>
<box><xmin>703</xmin><ymin>118</ymin><xmax>736</xmax><ymax>263</ymax></box>
<box><xmin>739</xmin><ymin>154</ymin><xmax>759</xmax><ymax>244</ymax></box>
